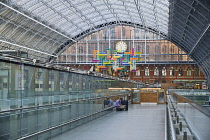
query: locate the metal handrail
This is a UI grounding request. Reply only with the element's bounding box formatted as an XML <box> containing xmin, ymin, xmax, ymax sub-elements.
<box><xmin>170</xmin><ymin>92</ymin><xmax>210</xmax><ymax>117</ymax></box>
<box><xmin>169</xmin><ymin>93</ymin><xmax>201</xmax><ymax>140</ymax></box>
<box><xmin>165</xmin><ymin>104</ymin><xmax>167</xmax><ymax>140</ymax></box>
<box><xmin>17</xmin><ymin>106</ymin><xmax>115</xmax><ymax>140</ymax></box>
<box><xmin>0</xmin><ymin>93</ymin><xmax>129</xmax><ymax>113</ymax></box>
<box><xmin>166</xmin><ymin>95</ymin><xmax>176</xmax><ymax>140</ymax></box>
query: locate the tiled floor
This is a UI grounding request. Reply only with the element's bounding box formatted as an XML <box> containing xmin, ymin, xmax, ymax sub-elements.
<box><xmin>51</xmin><ymin>104</ymin><xmax>166</xmax><ymax>140</ymax></box>
<box><xmin>177</xmin><ymin>103</ymin><xmax>210</xmax><ymax>140</ymax></box>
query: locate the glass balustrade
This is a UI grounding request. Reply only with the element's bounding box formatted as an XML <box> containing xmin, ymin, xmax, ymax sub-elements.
<box><xmin>0</xmin><ymin>60</ymin><xmax>130</xmax><ymax>140</ymax></box>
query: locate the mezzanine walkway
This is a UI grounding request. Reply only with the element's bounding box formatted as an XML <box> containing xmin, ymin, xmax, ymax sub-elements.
<box><xmin>51</xmin><ymin>104</ymin><xmax>166</xmax><ymax>140</ymax></box>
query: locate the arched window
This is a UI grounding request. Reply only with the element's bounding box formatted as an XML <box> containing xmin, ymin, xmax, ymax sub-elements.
<box><xmin>195</xmin><ymin>67</ymin><xmax>200</xmax><ymax>76</ymax></box>
<box><xmin>162</xmin><ymin>67</ymin><xmax>167</xmax><ymax>76</ymax></box>
<box><xmin>138</xmin><ymin>45</ymin><xmax>141</xmax><ymax>52</ymax></box>
<box><xmin>162</xmin><ymin>45</ymin><xmax>167</xmax><ymax>53</ymax></box>
<box><xmin>146</xmin><ymin>45</ymin><xmax>150</xmax><ymax>54</ymax></box>
<box><xmin>78</xmin><ymin>46</ymin><xmax>83</xmax><ymax>54</ymax></box>
<box><xmin>162</xmin><ymin>45</ymin><xmax>167</xmax><ymax>60</ymax></box>
<box><xmin>71</xmin><ymin>56</ymin><xmax>76</xmax><ymax>62</ymax></box>
<box><xmin>91</xmin><ymin>33</ymin><xmax>97</xmax><ymax>40</ymax></box>
<box><xmin>134</xmin><ymin>28</ymin><xmax>140</xmax><ymax>39</ymax></box>
<box><xmin>136</xmin><ymin>68</ymin><xmax>140</xmax><ymax>76</ymax></box>
<box><xmin>122</xmin><ymin>27</ymin><xmax>126</xmax><ymax>37</ymax></box>
<box><xmin>178</xmin><ymin>67</ymin><xmax>183</xmax><ymax>76</ymax></box>
<box><xmin>186</xmin><ymin>67</ymin><xmax>192</xmax><ymax>76</ymax></box>
<box><xmin>171</xmin><ymin>45</ymin><xmax>174</xmax><ymax>60</ymax></box>
<box><xmin>155</xmin><ymin>45</ymin><xmax>159</xmax><ymax>60</ymax></box>
<box><xmin>154</xmin><ymin>67</ymin><xmax>159</xmax><ymax>76</ymax></box>
<box><xmin>145</xmin><ymin>67</ymin><xmax>149</xmax><ymax>76</ymax></box>
<box><xmin>178</xmin><ymin>48</ymin><xmax>183</xmax><ymax>60</ymax></box>
<box><xmin>103</xmin><ymin>29</ymin><xmax>108</xmax><ymax>40</ymax></box>
<box><xmin>171</xmin><ymin>45</ymin><xmax>174</xmax><ymax>54</ymax></box>
<box><xmin>146</xmin><ymin>45</ymin><xmax>150</xmax><ymax>60</ymax></box>
<box><xmin>155</xmin><ymin>45</ymin><xmax>159</xmax><ymax>54</ymax></box>
<box><xmin>170</xmin><ymin>67</ymin><xmax>174</xmax><ymax>76</ymax></box>
<box><xmin>71</xmin><ymin>46</ymin><xmax>76</xmax><ymax>53</ymax></box>
<box><xmin>111</xmin><ymin>28</ymin><xmax>115</xmax><ymax>39</ymax></box>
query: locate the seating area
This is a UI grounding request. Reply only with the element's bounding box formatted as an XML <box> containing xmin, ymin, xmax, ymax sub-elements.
<box><xmin>104</xmin><ymin>99</ymin><xmax>129</xmax><ymax>111</ymax></box>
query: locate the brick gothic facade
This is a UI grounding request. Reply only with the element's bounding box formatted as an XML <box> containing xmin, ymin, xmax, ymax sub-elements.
<box><xmin>60</xmin><ymin>26</ymin><xmax>205</xmax><ymax>87</ymax></box>
<box><xmin>71</xmin><ymin>64</ymin><xmax>205</xmax><ymax>85</ymax></box>
<box><xmin>128</xmin><ymin>65</ymin><xmax>204</xmax><ymax>84</ymax></box>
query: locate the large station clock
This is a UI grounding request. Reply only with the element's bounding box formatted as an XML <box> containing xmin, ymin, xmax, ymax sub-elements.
<box><xmin>115</xmin><ymin>41</ymin><xmax>127</xmax><ymax>53</ymax></box>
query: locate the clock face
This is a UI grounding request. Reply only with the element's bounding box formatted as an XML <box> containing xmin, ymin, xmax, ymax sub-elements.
<box><xmin>115</xmin><ymin>41</ymin><xmax>127</xmax><ymax>53</ymax></box>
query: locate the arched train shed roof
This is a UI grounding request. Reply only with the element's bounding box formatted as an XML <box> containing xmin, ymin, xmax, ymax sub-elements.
<box><xmin>0</xmin><ymin>0</ymin><xmax>209</xmax><ymax>82</ymax></box>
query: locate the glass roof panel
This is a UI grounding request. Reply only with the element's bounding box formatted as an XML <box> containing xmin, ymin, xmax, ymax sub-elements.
<box><xmin>71</xmin><ymin>0</ymin><xmax>87</xmax><ymax>5</ymax></box>
<box><xmin>125</xmin><ymin>1</ymin><xmax>136</xmax><ymax>6</ymax></box>
<box><xmin>8</xmin><ymin>0</ymin><xmax>170</xmax><ymax>37</ymax></box>
<box><xmin>27</xmin><ymin>2</ymin><xmax>44</xmax><ymax>11</ymax></box>
<box><xmin>83</xmin><ymin>8</ymin><xmax>95</xmax><ymax>14</ymax></box>
<box><xmin>115</xmin><ymin>9</ymin><xmax>128</xmax><ymax>15</ymax></box>
<box><xmin>1</xmin><ymin>0</ymin><xmax>176</xmax><ymax>62</ymax></box>
<box><xmin>100</xmin><ymin>9</ymin><xmax>111</xmax><ymax>15</ymax></box>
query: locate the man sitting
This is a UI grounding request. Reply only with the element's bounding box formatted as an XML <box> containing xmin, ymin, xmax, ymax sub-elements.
<box><xmin>107</xmin><ymin>98</ymin><xmax>114</xmax><ymax>107</ymax></box>
<box><xmin>116</xmin><ymin>98</ymin><xmax>126</xmax><ymax>111</ymax></box>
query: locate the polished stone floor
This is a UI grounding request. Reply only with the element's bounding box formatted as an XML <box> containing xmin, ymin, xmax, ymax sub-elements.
<box><xmin>51</xmin><ymin>104</ymin><xmax>166</xmax><ymax>140</ymax></box>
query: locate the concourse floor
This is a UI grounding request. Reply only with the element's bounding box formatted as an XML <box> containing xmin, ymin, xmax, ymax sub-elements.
<box><xmin>51</xmin><ymin>104</ymin><xmax>166</xmax><ymax>140</ymax></box>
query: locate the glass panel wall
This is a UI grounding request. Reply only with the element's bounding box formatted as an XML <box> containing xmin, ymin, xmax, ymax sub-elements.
<box><xmin>168</xmin><ymin>89</ymin><xmax>210</xmax><ymax>140</ymax></box>
<box><xmin>0</xmin><ymin>60</ymin><xmax>131</xmax><ymax>140</ymax></box>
